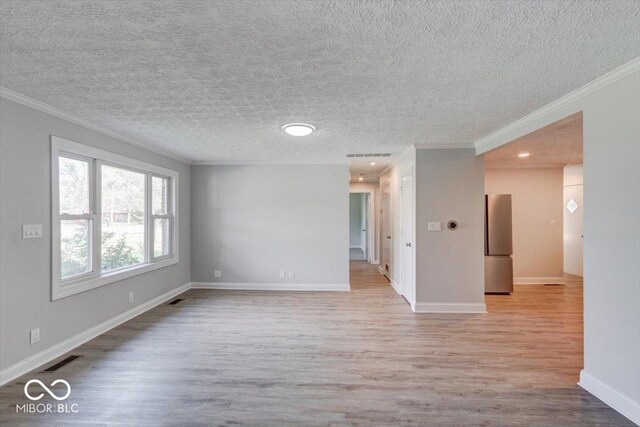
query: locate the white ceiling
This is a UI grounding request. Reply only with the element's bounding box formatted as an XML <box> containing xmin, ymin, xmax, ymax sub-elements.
<box><xmin>1</xmin><ymin>1</ymin><xmax>638</xmax><ymax>164</ymax></box>
<box><xmin>484</xmin><ymin>112</ymin><xmax>583</xmax><ymax>168</ymax></box>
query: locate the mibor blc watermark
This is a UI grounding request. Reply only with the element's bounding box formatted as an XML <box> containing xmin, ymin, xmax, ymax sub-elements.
<box><xmin>16</xmin><ymin>379</ymin><xmax>79</xmax><ymax>414</ymax></box>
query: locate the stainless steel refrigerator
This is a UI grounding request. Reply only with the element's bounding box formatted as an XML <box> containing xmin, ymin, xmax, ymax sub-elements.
<box><xmin>485</xmin><ymin>194</ymin><xmax>514</xmax><ymax>294</ymax></box>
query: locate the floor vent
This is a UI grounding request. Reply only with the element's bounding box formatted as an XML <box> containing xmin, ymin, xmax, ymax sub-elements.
<box><xmin>168</xmin><ymin>298</ymin><xmax>184</xmax><ymax>305</ymax></box>
<box><xmin>346</xmin><ymin>153</ymin><xmax>393</xmax><ymax>158</ymax></box>
<box><xmin>43</xmin><ymin>355</ymin><xmax>81</xmax><ymax>372</ymax></box>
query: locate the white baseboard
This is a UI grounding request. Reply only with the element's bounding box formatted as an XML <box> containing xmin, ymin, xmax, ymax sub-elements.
<box><xmin>0</xmin><ymin>283</ymin><xmax>190</xmax><ymax>387</ymax></box>
<box><xmin>389</xmin><ymin>278</ymin><xmax>402</xmax><ymax>295</ymax></box>
<box><xmin>413</xmin><ymin>302</ymin><xmax>487</xmax><ymax>313</ymax></box>
<box><xmin>579</xmin><ymin>370</ymin><xmax>640</xmax><ymax>425</ymax></box>
<box><xmin>191</xmin><ymin>282</ymin><xmax>351</xmax><ymax>291</ymax></box>
<box><xmin>514</xmin><ymin>276</ymin><xmax>565</xmax><ymax>285</ymax></box>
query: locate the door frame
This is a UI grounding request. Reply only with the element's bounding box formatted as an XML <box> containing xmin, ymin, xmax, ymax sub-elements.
<box><xmin>349</xmin><ymin>188</ymin><xmax>376</xmax><ymax>263</ymax></box>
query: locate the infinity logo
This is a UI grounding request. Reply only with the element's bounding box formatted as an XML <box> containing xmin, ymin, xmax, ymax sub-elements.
<box><xmin>24</xmin><ymin>379</ymin><xmax>71</xmax><ymax>401</ymax></box>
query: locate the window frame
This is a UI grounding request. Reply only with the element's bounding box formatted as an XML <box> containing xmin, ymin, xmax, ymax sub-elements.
<box><xmin>150</xmin><ymin>174</ymin><xmax>172</xmax><ymax>262</ymax></box>
<box><xmin>52</xmin><ymin>136</ymin><xmax>179</xmax><ymax>300</ymax></box>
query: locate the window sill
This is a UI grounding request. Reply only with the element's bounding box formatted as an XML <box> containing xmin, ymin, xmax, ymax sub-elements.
<box><xmin>52</xmin><ymin>257</ymin><xmax>179</xmax><ymax>300</ymax></box>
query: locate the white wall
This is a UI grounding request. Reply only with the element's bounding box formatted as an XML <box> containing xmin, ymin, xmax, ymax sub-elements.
<box><xmin>191</xmin><ymin>164</ymin><xmax>349</xmax><ymax>287</ymax></box>
<box><xmin>414</xmin><ymin>148</ymin><xmax>486</xmax><ymax>312</ymax></box>
<box><xmin>0</xmin><ymin>97</ymin><xmax>191</xmax><ymax>372</ymax></box>
<box><xmin>349</xmin><ymin>193</ymin><xmax>363</xmax><ymax>247</ymax></box>
<box><xmin>563</xmin><ymin>164</ymin><xmax>584</xmax><ymax>276</ymax></box>
<box><xmin>476</xmin><ymin>66</ymin><xmax>640</xmax><ymax>424</ymax></box>
<box><xmin>485</xmin><ymin>168</ymin><xmax>564</xmax><ymax>283</ymax></box>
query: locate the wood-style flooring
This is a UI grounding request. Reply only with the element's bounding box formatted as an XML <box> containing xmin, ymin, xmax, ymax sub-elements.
<box><xmin>0</xmin><ymin>262</ymin><xmax>632</xmax><ymax>426</ymax></box>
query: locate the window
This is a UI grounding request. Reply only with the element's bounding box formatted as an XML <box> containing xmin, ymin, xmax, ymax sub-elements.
<box><xmin>52</xmin><ymin>136</ymin><xmax>179</xmax><ymax>300</ymax></box>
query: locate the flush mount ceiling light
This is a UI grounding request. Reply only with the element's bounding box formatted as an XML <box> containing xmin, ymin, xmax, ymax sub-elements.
<box><xmin>518</xmin><ymin>152</ymin><xmax>530</xmax><ymax>158</ymax></box>
<box><xmin>282</xmin><ymin>123</ymin><xmax>315</xmax><ymax>136</ymax></box>
<box><xmin>369</xmin><ymin>162</ymin><xmax>376</xmax><ymax>166</ymax></box>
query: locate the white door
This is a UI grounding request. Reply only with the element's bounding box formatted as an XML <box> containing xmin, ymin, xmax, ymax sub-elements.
<box><xmin>400</xmin><ymin>173</ymin><xmax>414</xmax><ymax>303</ymax></box>
<box><xmin>381</xmin><ymin>182</ymin><xmax>392</xmax><ymax>278</ymax></box>
<box><xmin>564</xmin><ymin>183</ymin><xmax>583</xmax><ymax>276</ymax></box>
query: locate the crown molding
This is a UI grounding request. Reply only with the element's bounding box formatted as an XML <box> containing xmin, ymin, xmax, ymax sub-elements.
<box><xmin>414</xmin><ymin>143</ymin><xmax>475</xmax><ymax>150</ymax></box>
<box><xmin>0</xmin><ymin>86</ymin><xmax>192</xmax><ymax>164</ymax></box>
<box><xmin>191</xmin><ymin>160</ymin><xmax>350</xmax><ymax>166</ymax></box>
<box><xmin>474</xmin><ymin>57</ymin><xmax>640</xmax><ymax>154</ymax></box>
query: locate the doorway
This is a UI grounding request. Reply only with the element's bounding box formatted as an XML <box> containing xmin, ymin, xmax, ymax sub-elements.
<box><xmin>349</xmin><ymin>192</ymin><xmax>371</xmax><ymax>261</ymax></box>
<box><xmin>483</xmin><ymin>112</ymin><xmax>583</xmax><ymax>291</ymax></box>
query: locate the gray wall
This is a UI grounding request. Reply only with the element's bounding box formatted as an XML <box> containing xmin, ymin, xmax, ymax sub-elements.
<box><xmin>0</xmin><ymin>98</ymin><xmax>191</xmax><ymax>370</ymax></box>
<box><xmin>349</xmin><ymin>193</ymin><xmax>363</xmax><ymax>247</ymax></box>
<box><xmin>191</xmin><ymin>164</ymin><xmax>349</xmax><ymax>285</ymax></box>
<box><xmin>582</xmin><ymin>71</ymin><xmax>639</xmax><ymax>409</ymax></box>
<box><xmin>415</xmin><ymin>148</ymin><xmax>485</xmax><ymax>309</ymax></box>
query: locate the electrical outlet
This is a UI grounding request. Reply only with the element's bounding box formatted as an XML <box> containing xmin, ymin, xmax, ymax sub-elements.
<box><xmin>279</xmin><ymin>271</ymin><xmax>285</xmax><ymax>278</ymax></box>
<box><xmin>30</xmin><ymin>328</ymin><xmax>40</xmax><ymax>344</ymax></box>
<box><xmin>287</xmin><ymin>271</ymin><xmax>295</xmax><ymax>279</ymax></box>
<box><xmin>128</xmin><ymin>292</ymin><xmax>134</xmax><ymax>303</ymax></box>
<box><xmin>214</xmin><ymin>270</ymin><xmax>222</xmax><ymax>278</ymax></box>
<box><xmin>550</xmin><ymin>219</ymin><xmax>556</xmax><ymax>227</ymax></box>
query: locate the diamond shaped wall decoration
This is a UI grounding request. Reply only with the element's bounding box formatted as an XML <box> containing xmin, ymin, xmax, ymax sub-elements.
<box><xmin>567</xmin><ymin>199</ymin><xmax>579</xmax><ymax>214</ymax></box>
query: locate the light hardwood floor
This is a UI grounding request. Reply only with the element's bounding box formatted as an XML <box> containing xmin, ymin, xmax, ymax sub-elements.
<box><xmin>0</xmin><ymin>262</ymin><xmax>632</xmax><ymax>426</ymax></box>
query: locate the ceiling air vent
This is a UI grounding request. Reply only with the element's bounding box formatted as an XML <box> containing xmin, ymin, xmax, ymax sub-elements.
<box><xmin>346</xmin><ymin>153</ymin><xmax>392</xmax><ymax>158</ymax></box>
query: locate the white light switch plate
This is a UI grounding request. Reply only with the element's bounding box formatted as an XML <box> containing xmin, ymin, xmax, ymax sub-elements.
<box><xmin>428</xmin><ymin>222</ymin><xmax>442</xmax><ymax>232</ymax></box>
<box><xmin>23</xmin><ymin>224</ymin><xmax>43</xmax><ymax>239</ymax></box>
<box><xmin>214</xmin><ymin>270</ymin><xmax>222</xmax><ymax>278</ymax></box>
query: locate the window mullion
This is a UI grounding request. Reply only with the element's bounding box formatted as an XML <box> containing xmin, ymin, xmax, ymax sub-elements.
<box><xmin>93</xmin><ymin>159</ymin><xmax>102</xmax><ymax>277</ymax></box>
<box><xmin>145</xmin><ymin>173</ymin><xmax>152</xmax><ymax>263</ymax></box>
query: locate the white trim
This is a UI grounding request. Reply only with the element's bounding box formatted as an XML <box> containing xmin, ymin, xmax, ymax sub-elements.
<box><xmin>413</xmin><ymin>302</ymin><xmax>487</xmax><ymax>313</ymax></box>
<box><xmin>579</xmin><ymin>370</ymin><xmax>640</xmax><ymax>425</ymax></box>
<box><xmin>414</xmin><ymin>143</ymin><xmax>475</xmax><ymax>149</ymax></box>
<box><xmin>0</xmin><ymin>87</ymin><xmax>191</xmax><ymax>164</ymax></box>
<box><xmin>51</xmin><ymin>136</ymin><xmax>180</xmax><ymax>300</ymax></box>
<box><xmin>371</xmin><ymin>260</ymin><xmax>380</xmax><ymax>265</ymax></box>
<box><xmin>474</xmin><ymin>57</ymin><xmax>640</xmax><ymax>154</ymax></box>
<box><xmin>389</xmin><ymin>278</ymin><xmax>402</xmax><ymax>295</ymax></box>
<box><xmin>0</xmin><ymin>283</ymin><xmax>190</xmax><ymax>387</ymax></box>
<box><xmin>192</xmin><ymin>160</ymin><xmax>349</xmax><ymax>166</ymax></box>
<box><xmin>191</xmin><ymin>282</ymin><xmax>351</xmax><ymax>291</ymax></box>
<box><xmin>514</xmin><ymin>276</ymin><xmax>566</xmax><ymax>285</ymax></box>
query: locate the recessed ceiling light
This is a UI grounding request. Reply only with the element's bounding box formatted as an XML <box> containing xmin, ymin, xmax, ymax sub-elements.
<box><xmin>369</xmin><ymin>162</ymin><xmax>376</xmax><ymax>166</ymax></box>
<box><xmin>282</xmin><ymin>123</ymin><xmax>315</xmax><ymax>136</ymax></box>
<box><xmin>358</xmin><ymin>177</ymin><xmax>364</xmax><ymax>181</ymax></box>
<box><xmin>518</xmin><ymin>152</ymin><xmax>530</xmax><ymax>158</ymax></box>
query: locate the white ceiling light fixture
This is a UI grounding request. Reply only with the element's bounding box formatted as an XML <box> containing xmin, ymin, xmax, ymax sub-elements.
<box><xmin>518</xmin><ymin>152</ymin><xmax>530</xmax><ymax>158</ymax></box>
<box><xmin>282</xmin><ymin>123</ymin><xmax>315</xmax><ymax>136</ymax></box>
<box><xmin>369</xmin><ymin>161</ymin><xmax>376</xmax><ymax>166</ymax></box>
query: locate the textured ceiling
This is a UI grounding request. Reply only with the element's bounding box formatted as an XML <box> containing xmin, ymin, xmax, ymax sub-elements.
<box><xmin>1</xmin><ymin>1</ymin><xmax>638</xmax><ymax>164</ymax></box>
<box><xmin>484</xmin><ymin>112</ymin><xmax>582</xmax><ymax>168</ymax></box>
